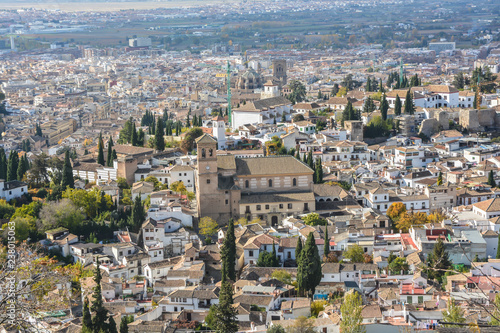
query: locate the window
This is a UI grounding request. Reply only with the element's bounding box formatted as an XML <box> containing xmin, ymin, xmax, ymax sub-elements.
<box><xmin>184</xmin><ymin>173</ymin><xmax>187</xmax><ymax>176</ymax></box>
<box><xmin>293</xmin><ymin>178</ymin><xmax>297</xmax><ymax>186</ymax></box>
<box><xmin>245</xmin><ymin>180</ymin><xmax>249</xmax><ymax>188</ymax></box>
<box><xmin>207</xmin><ymin>179</ymin><xmax>210</xmax><ymax>184</ymax></box>
<box><xmin>249</xmin><ymin>250</ymin><xmax>254</xmax><ymax>257</ymax></box>
<box><xmin>119</xmin><ymin>251</ymin><xmax>123</xmax><ymax>256</ymax></box>
<box><xmin>183</xmin><ymin>298</ymin><xmax>187</xmax><ymax>303</ymax></box>
<box><xmin>225</xmin><ymin>199</ymin><xmax>228</xmax><ymax>205</ymax></box>
<box><xmin>269</xmin><ymin>179</ymin><xmax>273</xmax><ymax>187</ymax></box>
<box><xmin>279</xmin><ymin>204</ymin><xmax>283</xmax><ymax>209</ymax></box>
<box><xmin>265</xmin><ymin>204</ymin><xmax>269</xmax><ymax>210</ymax></box>
<box><xmin>256</xmin><ymin>205</ymin><xmax>261</xmax><ymax>211</ymax></box>
<box><xmin>288</xmin><ymin>203</ymin><xmax>292</xmax><ymax>209</ymax></box>
<box><xmin>245</xmin><ymin>206</ymin><xmax>250</xmax><ymax>213</ymax></box>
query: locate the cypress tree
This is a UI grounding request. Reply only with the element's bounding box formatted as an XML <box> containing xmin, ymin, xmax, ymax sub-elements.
<box><xmin>162</xmin><ymin>108</ymin><xmax>169</xmax><ymax>122</ymax></box>
<box><xmin>137</xmin><ymin>129</ymin><xmax>145</xmax><ymax>147</ymax></box>
<box><xmin>295</xmin><ymin>149</ymin><xmax>301</xmax><ymax>160</ymax></box>
<box><xmin>82</xmin><ymin>297</ymin><xmax>92</xmax><ymax>332</ymax></box>
<box><xmin>473</xmin><ymin>87</ymin><xmax>481</xmax><ymax>109</ymax></box>
<box><xmin>379</xmin><ymin>78</ymin><xmax>384</xmax><ymax>93</ymax></box>
<box><xmin>107</xmin><ymin>137</ymin><xmax>114</xmax><ymax>167</ymax></box>
<box><xmin>17</xmin><ymin>155</ymin><xmax>27</xmax><ymax>181</ymax></box>
<box><xmin>212</xmin><ymin>281</ymin><xmax>238</xmax><ymax>333</ymax></box>
<box><xmin>437</xmin><ymin>171</ymin><xmax>443</xmax><ymax>186</ymax></box>
<box><xmin>7</xmin><ymin>151</ymin><xmax>19</xmax><ymax>181</ymax></box>
<box><xmin>61</xmin><ymin>150</ymin><xmax>74</xmax><ymax>189</ymax></box>
<box><xmin>108</xmin><ymin>315</ymin><xmax>118</xmax><ymax>333</ymax></box>
<box><xmin>130</xmin><ymin>195</ymin><xmax>145</xmax><ymax>233</ymax></box>
<box><xmin>295</xmin><ymin>238</ymin><xmax>303</xmax><ymax>263</ymax></box>
<box><xmin>365</xmin><ymin>77</ymin><xmax>372</xmax><ymax>92</ymax></box>
<box><xmin>91</xmin><ymin>264</ymin><xmax>109</xmax><ymax>332</ymax></box>
<box><xmin>404</xmin><ymin>89</ymin><xmax>415</xmax><ymax>115</ymax></box>
<box><xmin>426</xmin><ymin>238</ymin><xmax>451</xmax><ymax>282</ymax></box>
<box><xmin>154</xmin><ymin>118</ymin><xmax>165</xmax><ymax>152</ymax></box>
<box><xmin>119</xmin><ymin>316</ymin><xmax>129</xmax><ymax>333</ymax></box>
<box><xmin>488</xmin><ymin>170</ymin><xmax>496</xmax><ymax>188</ymax></box>
<box><xmin>380</xmin><ymin>93</ymin><xmax>389</xmax><ymax>121</ymax></box>
<box><xmin>496</xmin><ymin>233</ymin><xmax>500</xmax><ymax>259</ymax></box>
<box><xmin>35</xmin><ymin>123</ymin><xmax>43</xmax><ymax>136</ymax></box>
<box><xmin>297</xmin><ymin>232</ymin><xmax>322</xmax><ymax>297</ymax></box>
<box><xmin>131</xmin><ymin>122</ymin><xmax>138</xmax><ymax>146</ymax></box>
<box><xmin>112</xmin><ymin>149</ymin><xmax>117</xmax><ymax>160</ymax></box>
<box><xmin>394</xmin><ymin>95</ymin><xmax>402</xmax><ymax>116</ymax></box>
<box><xmin>307</xmin><ymin>151</ymin><xmax>313</xmax><ymax>169</ymax></box>
<box><xmin>186</xmin><ymin>114</ymin><xmax>191</xmax><ymax>127</ymax></box>
<box><xmin>150</xmin><ymin>117</ymin><xmax>156</xmax><ymax>135</ymax></box>
<box><xmin>0</xmin><ymin>148</ymin><xmax>6</xmax><ymax>180</ymax></box>
<box><xmin>314</xmin><ymin>158</ymin><xmax>323</xmax><ymax>184</ymax></box>
<box><xmin>324</xmin><ymin>226</ymin><xmax>330</xmax><ymax>258</ymax></box>
<box><xmin>175</xmin><ymin>122</ymin><xmax>181</xmax><ymax>136</ymax></box>
<box><xmin>97</xmin><ymin>133</ymin><xmax>105</xmax><ymax>166</ymax></box>
<box><xmin>221</xmin><ymin>219</ymin><xmax>236</xmax><ymax>281</ymax></box>
<box><xmin>271</xmin><ymin>240</ymin><xmax>279</xmax><ymax>266</ymax></box>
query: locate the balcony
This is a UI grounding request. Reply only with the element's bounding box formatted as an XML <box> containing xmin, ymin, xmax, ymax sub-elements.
<box><xmin>198</xmin><ymin>301</ymin><xmax>211</xmax><ymax>309</ymax></box>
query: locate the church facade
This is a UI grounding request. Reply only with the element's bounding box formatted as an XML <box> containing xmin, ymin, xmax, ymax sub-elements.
<box><xmin>195</xmin><ymin>134</ymin><xmax>315</xmax><ymax>226</ymax></box>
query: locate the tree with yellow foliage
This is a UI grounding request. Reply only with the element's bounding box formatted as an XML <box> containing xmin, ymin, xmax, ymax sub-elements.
<box><xmin>395</xmin><ymin>211</ymin><xmax>427</xmax><ymax>233</ymax></box>
<box><xmin>386</xmin><ymin>202</ymin><xmax>406</xmax><ymax>221</ymax></box>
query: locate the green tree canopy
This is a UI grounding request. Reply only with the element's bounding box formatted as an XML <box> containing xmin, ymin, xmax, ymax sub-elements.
<box><xmin>340</xmin><ymin>291</ymin><xmax>365</xmax><ymax>333</ymax></box>
<box><xmin>297</xmin><ymin>232</ymin><xmax>322</xmax><ymax>297</ymax></box>
<box><xmin>442</xmin><ymin>298</ymin><xmax>465</xmax><ymax>327</ymax></box>
<box><xmin>199</xmin><ymin>217</ymin><xmax>219</xmax><ymax>238</ymax></box>
<box><xmin>343</xmin><ymin>245</ymin><xmax>365</xmax><ymax>263</ymax></box>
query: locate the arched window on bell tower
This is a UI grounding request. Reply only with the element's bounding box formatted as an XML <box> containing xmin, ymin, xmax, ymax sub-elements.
<box><xmin>201</xmin><ymin>148</ymin><xmax>206</xmax><ymax>158</ymax></box>
<box><xmin>209</xmin><ymin>149</ymin><xmax>213</xmax><ymax>157</ymax></box>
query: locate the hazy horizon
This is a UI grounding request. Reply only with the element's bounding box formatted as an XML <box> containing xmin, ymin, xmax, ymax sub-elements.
<box><xmin>0</xmin><ymin>0</ymin><xmax>239</xmax><ymax>11</ymax></box>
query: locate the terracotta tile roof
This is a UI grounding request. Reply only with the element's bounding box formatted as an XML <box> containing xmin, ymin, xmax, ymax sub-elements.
<box><xmin>473</xmin><ymin>198</ymin><xmax>500</xmax><ymax>212</ymax></box>
<box><xmin>235</xmin><ymin>155</ymin><xmax>313</xmax><ymax>176</ymax></box>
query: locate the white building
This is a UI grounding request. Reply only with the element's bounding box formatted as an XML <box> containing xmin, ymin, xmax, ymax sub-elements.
<box><xmin>212</xmin><ymin>116</ymin><xmax>227</xmax><ymax>149</ymax></box>
<box><xmin>232</xmin><ymin>96</ymin><xmax>292</xmax><ymax>129</ymax></box>
<box><xmin>0</xmin><ymin>180</ymin><xmax>28</xmax><ymax>201</ymax></box>
<box><xmin>386</xmin><ymin>85</ymin><xmax>459</xmax><ymax>109</ymax></box>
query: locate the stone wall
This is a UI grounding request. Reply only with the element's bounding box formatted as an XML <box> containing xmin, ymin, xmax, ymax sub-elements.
<box><xmin>459</xmin><ymin>108</ymin><xmax>498</xmax><ymax>132</ymax></box>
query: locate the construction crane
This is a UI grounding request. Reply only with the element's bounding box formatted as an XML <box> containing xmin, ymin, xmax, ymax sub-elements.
<box><xmin>196</xmin><ymin>60</ymin><xmax>237</xmax><ymax>127</ymax></box>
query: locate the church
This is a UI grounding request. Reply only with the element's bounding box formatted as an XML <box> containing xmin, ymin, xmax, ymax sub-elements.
<box><xmin>195</xmin><ymin>134</ymin><xmax>316</xmax><ymax>226</ymax></box>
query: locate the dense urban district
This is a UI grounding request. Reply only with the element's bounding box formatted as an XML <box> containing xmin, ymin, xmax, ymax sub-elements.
<box><xmin>1</xmin><ymin>0</ymin><xmax>500</xmax><ymax>333</ymax></box>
